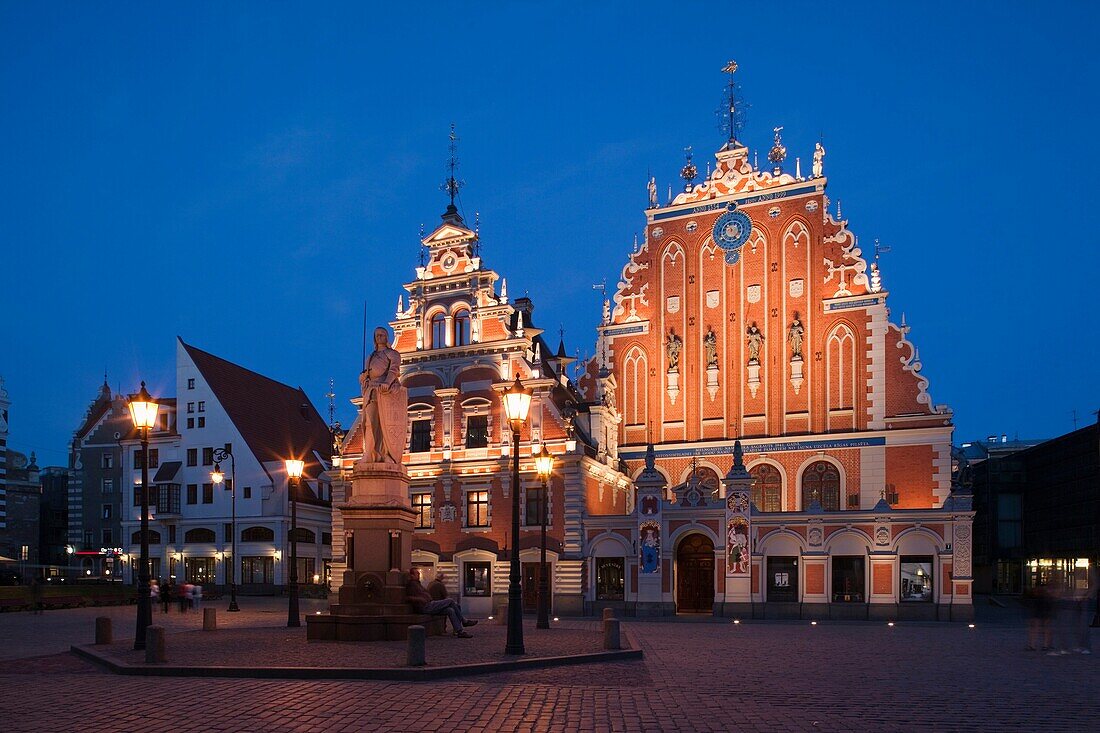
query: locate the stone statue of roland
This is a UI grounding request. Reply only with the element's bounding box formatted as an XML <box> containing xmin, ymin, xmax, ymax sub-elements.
<box><xmin>358</xmin><ymin>326</ymin><xmax>407</xmax><ymax>466</ymax></box>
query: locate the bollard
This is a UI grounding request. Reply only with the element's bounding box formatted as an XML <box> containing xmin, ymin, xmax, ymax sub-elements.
<box><xmin>145</xmin><ymin>625</ymin><xmax>166</xmax><ymax>664</ymax></box>
<box><xmin>94</xmin><ymin>617</ymin><xmax>112</xmax><ymax>645</ymax></box>
<box><xmin>603</xmin><ymin>618</ymin><xmax>621</xmax><ymax>650</ymax></box>
<box><xmin>406</xmin><ymin>625</ymin><xmax>426</xmax><ymax>667</ymax></box>
<box><xmin>203</xmin><ymin>607</ymin><xmax>217</xmax><ymax>631</ymax></box>
<box><xmin>602</xmin><ymin>607</ymin><xmax>615</xmax><ymax>622</ymax></box>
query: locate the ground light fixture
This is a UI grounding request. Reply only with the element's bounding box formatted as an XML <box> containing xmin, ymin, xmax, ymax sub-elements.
<box><xmin>127</xmin><ymin>381</ymin><xmax>158</xmax><ymax>651</ymax></box>
<box><xmin>500</xmin><ymin>374</ymin><xmax>532</xmax><ymax>655</ymax></box>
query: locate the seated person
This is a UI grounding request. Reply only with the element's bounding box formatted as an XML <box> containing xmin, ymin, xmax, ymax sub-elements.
<box><xmin>406</xmin><ymin>568</ymin><xmax>478</xmax><ymax>638</ymax></box>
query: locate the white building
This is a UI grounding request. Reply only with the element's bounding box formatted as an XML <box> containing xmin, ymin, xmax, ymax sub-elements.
<box><xmin>120</xmin><ymin>339</ymin><xmax>334</xmax><ymax>593</ymax></box>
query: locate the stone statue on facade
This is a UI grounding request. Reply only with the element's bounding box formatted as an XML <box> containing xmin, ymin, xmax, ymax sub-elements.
<box><xmin>358</xmin><ymin>326</ymin><xmax>407</xmax><ymax>465</ymax></box>
<box><xmin>648</xmin><ymin>176</ymin><xmax>658</xmax><ymax>208</ymax></box>
<box><xmin>703</xmin><ymin>328</ymin><xmax>718</xmax><ymax>368</ymax></box>
<box><xmin>746</xmin><ymin>323</ymin><xmax>764</xmax><ymax>364</ymax></box>
<box><xmin>665</xmin><ymin>329</ymin><xmax>683</xmax><ymax>372</ymax></box>
<box><xmin>788</xmin><ymin>315</ymin><xmax>805</xmax><ymax>360</ymax></box>
<box><xmin>812</xmin><ymin>141</ymin><xmax>826</xmax><ymax>178</ymax></box>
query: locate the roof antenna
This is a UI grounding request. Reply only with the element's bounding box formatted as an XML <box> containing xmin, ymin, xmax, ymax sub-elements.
<box><xmin>722</xmin><ymin>60</ymin><xmax>739</xmax><ymax>144</ymax></box>
<box><xmin>325</xmin><ymin>378</ymin><xmax>337</xmax><ymax>428</ymax></box>
<box><xmin>440</xmin><ymin>123</ymin><xmax>465</xmax><ymax>208</ymax></box>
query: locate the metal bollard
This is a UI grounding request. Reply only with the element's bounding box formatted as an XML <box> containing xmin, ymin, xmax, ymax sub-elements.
<box><xmin>603</xmin><ymin>618</ymin><xmax>621</xmax><ymax>650</ymax></box>
<box><xmin>145</xmin><ymin>625</ymin><xmax>166</xmax><ymax>664</ymax></box>
<box><xmin>203</xmin><ymin>607</ymin><xmax>217</xmax><ymax>631</ymax></box>
<box><xmin>602</xmin><ymin>607</ymin><xmax>615</xmax><ymax>622</ymax></box>
<box><xmin>94</xmin><ymin>617</ymin><xmax>112</xmax><ymax>645</ymax></box>
<box><xmin>406</xmin><ymin>625</ymin><xmax>426</xmax><ymax>667</ymax></box>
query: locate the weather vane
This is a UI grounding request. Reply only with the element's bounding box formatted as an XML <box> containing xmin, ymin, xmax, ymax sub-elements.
<box><xmin>440</xmin><ymin>123</ymin><xmax>465</xmax><ymax>206</ymax></box>
<box><xmin>718</xmin><ymin>60</ymin><xmax>747</xmax><ymax>143</ymax></box>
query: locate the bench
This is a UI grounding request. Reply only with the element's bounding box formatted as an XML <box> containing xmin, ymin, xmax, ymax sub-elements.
<box><xmin>0</xmin><ymin>597</ymin><xmax>29</xmax><ymax>612</ymax></box>
<box><xmin>43</xmin><ymin>595</ymin><xmax>86</xmax><ymax>609</ymax></box>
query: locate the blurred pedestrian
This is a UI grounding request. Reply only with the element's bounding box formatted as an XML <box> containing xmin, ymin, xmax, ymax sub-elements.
<box><xmin>1026</xmin><ymin>580</ymin><xmax>1053</xmax><ymax>651</ymax></box>
<box><xmin>161</xmin><ymin>579</ymin><xmax>173</xmax><ymax>614</ymax></box>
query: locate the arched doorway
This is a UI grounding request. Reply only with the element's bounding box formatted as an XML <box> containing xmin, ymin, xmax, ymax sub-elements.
<box><xmin>676</xmin><ymin>534</ymin><xmax>715</xmax><ymax>613</ymax></box>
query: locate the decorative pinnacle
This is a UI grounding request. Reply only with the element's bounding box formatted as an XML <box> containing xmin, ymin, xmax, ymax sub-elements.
<box><xmin>722</xmin><ymin>60</ymin><xmax>740</xmax><ymax>143</ymax></box>
<box><xmin>768</xmin><ymin>126</ymin><xmax>787</xmax><ymax>169</ymax></box>
<box><xmin>680</xmin><ymin>145</ymin><xmax>697</xmax><ymax>191</ymax></box>
<box><xmin>440</xmin><ymin>123</ymin><xmax>465</xmax><ymax>206</ymax></box>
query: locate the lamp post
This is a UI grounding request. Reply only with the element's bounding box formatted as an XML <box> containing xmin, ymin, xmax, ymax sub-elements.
<box><xmin>501</xmin><ymin>375</ymin><xmax>533</xmax><ymax>655</ymax></box>
<box><xmin>534</xmin><ymin>444</ymin><xmax>554</xmax><ymax>630</ymax></box>
<box><xmin>284</xmin><ymin>458</ymin><xmax>305</xmax><ymax>628</ymax></box>
<box><xmin>127</xmin><ymin>382</ymin><xmax>159</xmax><ymax>651</ymax></box>
<box><xmin>211</xmin><ymin>448</ymin><xmax>239</xmax><ymax>612</ymax></box>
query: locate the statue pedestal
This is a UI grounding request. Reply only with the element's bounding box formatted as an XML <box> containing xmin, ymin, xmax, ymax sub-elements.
<box><xmin>306</xmin><ymin>462</ymin><xmax>445</xmax><ymax>641</ymax></box>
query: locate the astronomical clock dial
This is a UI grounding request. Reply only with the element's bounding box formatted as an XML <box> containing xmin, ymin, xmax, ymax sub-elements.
<box><xmin>713</xmin><ymin>206</ymin><xmax>752</xmax><ymax>266</ymax></box>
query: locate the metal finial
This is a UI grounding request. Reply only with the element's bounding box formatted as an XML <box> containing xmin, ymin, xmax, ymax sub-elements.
<box><xmin>680</xmin><ymin>145</ymin><xmax>697</xmax><ymax>191</ymax></box>
<box><xmin>768</xmin><ymin>126</ymin><xmax>787</xmax><ymax>172</ymax></box>
<box><xmin>722</xmin><ymin>60</ymin><xmax>739</xmax><ymax>143</ymax></box>
<box><xmin>440</xmin><ymin>123</ymin><xmax>465</xmax><ymax>206</ymax></box>
<box><xmin>325</xmin><ymin>378</ymin><xmax>337</xmax><ymax>428</ymax></box>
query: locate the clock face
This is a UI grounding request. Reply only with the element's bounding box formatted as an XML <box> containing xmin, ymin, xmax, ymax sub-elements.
<box><xmin>713</xmin><ymin>208</ymin><xmax>752</xmax><ymax>266</ymax></box>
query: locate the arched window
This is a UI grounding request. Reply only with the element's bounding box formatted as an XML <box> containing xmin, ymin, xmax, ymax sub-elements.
<box><xmin>750</xmin><ymin>464</ymin><xmax>783</xmax><ymax>512</ymax></box>
<box><xmin>802</xmin><ymin>461</ymin><xmax>841</xmax><ymax>511</ymax></box>
<box><xmin>453</xmin><ymin>309</ymin><xmax>471</xmax><ymax>347</ymax></box>
<box><xmin>241</xmin><ymin>526</ymin><xmax>275</xmax><ymax>542</ymax></box>
<box><xmin>184</xmin><ymin>527</ymin><xmax>215</xmax><ymax>544</ymax></box>
<box><xmin>695</xmin><ymin>467</ymin><xmax>721</xmax><ymax>499</ymax></box>
<box><xmin>289</xmin><ymin>527</ymin><xmax>316</xmax><ymax>543</ymax></box>
<box><xmin>430</xmin><ymin>312</ymin><xmax>447</xmax><ymax>349</ymax></box>
<box><xmin>131</xmin><ymin>529</ymin><xmax>161</xmax><ymax>545</ymax></box>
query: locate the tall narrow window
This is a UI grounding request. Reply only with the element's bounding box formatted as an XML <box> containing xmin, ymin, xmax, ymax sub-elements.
<box><xmin>802</xmin><ymin>461</ymin><xmax>841</xmax><ymax>511</ymax></box>
<box><xmin>466</xmin><ymin>490</ymin><xmax>489</xmax><ymax>528</ymax></box>
<box><xmin>453</xmin><ymin>309</ymin><xmax>471</xmax><ymax>346</ymax></box>
<box><xmin>412</xmin><ymin>492</ymin><xmax>432</xmax><ymax>529</ymax></box>
<box><xmin>465</xmin><ymin>415</ymin><xmax>489</xmax><ymax>448</ymax></box>
<box><xmin>525</xmin><ymin>485</ymin><xmax>546</xmax><ymax>526</ymax></box>
<box><xmin>430</xmin><ymin>313</ymin><xmax>447</xmax><ymax>349</ymax></box>
<box><xmin>750</xmin><ymin>464</ymin><xmax>783</xmax><ymax>512</ymax></box>
<box><xmin>410</xmin><ymin>420</ymin><xmax>432</xmax><ymax>453</ymax></box>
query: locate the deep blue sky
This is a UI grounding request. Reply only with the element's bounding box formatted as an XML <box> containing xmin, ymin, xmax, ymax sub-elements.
<box><xmin>2</xmin><ymin>2</ymin><xmax>1098</xmax><ymax>466</ymax></box>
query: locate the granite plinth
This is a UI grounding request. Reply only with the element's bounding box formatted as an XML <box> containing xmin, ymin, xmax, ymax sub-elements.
<box><xmin>306</xmin><ymin>612</ymin><xmax>445</xmax><ymax>642</ymax></box>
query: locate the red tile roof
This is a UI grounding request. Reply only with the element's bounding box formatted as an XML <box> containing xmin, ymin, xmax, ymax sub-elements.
<box><xmin>180</xmin><ymin>339</ymin><xmax>332</xmax><ymax>476</ymax></box>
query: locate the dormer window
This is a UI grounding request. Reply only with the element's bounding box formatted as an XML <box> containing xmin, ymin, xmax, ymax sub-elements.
<box><xmin>453</xmin><ymin>309</ymin><xmax>471</xmax><ymax>347</ymax></box>
<box><xmin>430</xmin><ymin>312</ymin><xmax>447</xmax><ymax>349</ymax></box>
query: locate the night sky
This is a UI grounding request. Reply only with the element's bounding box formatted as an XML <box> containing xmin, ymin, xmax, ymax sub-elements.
<box><xmin>2</xmin><ymin>2</ymin><xmax>1097</xmax><ymax>466</ymax></box>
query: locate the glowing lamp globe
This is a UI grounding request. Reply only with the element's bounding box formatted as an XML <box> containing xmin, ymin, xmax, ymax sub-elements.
<box><xmin>534</xmin><ymin>445</ymin><xmax>554</xmax><ymax>481</ymax></box>
<box><xmin>285</xmin><ymin>459</ymin><xmax>305</xmax><ymax>480</ymax></box>
<box><xmin>127</xmin><ymin>381</ymin><xmax>159</xmax><ymax>430</ymax></box>
<box><xmin>501</xmin><ymin>375</ymin><xmax>532</xmax><ymax>425</ymax></box>
<box><xmin>210</xmin><ymin>463</ymin><xmax>225</xmax><ymax>485</ymax></box>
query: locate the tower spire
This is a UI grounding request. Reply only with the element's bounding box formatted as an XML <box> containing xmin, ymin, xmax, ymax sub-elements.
<box><xmin>440</xmin><ymin>123</ymin><xmax>465</xmax><ymax>210</ymax></box>
<box><xmin>722</xmin><ymin>60</ymin><xmax>739</xmax><ymax>144</ymax></box>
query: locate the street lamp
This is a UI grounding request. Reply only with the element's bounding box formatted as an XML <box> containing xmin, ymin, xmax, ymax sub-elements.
<box><xmin>284</xmin><ymin>458</ymin><xmax>305</xmax><ymax>628</ymax></box>
<box><xmin>534</xmin><ymin>444</ymin><xmax>554</xmax><ymax>630</ymax></box>
<box><xmin>501</xmin><ymin>374</ymin><xmax>532</xmax><ymax>655</ymax></box>
<box><xmin>211</xmin><ymin>447</ymin><xmax>239</xmax><ymax>612</ymax></box>
<box><xmin>127</xmin><ymin>381</ymin><xmax>159</xmax><ymax>651</ymax></box>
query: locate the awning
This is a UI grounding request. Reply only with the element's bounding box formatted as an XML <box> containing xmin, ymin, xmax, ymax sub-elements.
<box><xmin>152</xmin><ymin>461</ymin><xmax>182</xmax><ymax>482</ymax></box>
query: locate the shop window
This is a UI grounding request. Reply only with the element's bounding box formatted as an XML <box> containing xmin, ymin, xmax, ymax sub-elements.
<box><xmin>595</xmin><ymin>557</ymin><xmax>625</xmax><ymax>600</ymax></box>
<box><xmin>802</xmin><ymin>461</ymin><xmax>841</xmax><ymax>511</ymax></box>
<box><xmin>410</xmin><ymin>420</ymin><xmax>432</xmax><ymax>453</ymax></box>
<box><xmin>900</xmin><ymin>556</ymin><xmax>933</xmax><ymax>602</ymax></box>
<box><xmin>767</xmin><ymin>556</ymin><xmax>799</xmax><ymax>602</ymax></box>
<box><xmin>463</xmin><ymin>561</ymin><xmax>491</xmax><ymax>596</ymax></box>
<box><xmin>750</xmin><ymin>464</ymin><xmax>782</xmax><ymax>512</ymax></box>
<box><xmin>832</xmin><ymin>556</ymin><xmax>865</xmax><ymax>602</ymax></box>
<box><xmin>290</xmin><ymin>527</ymin><xmax>316</xmax><ymax>543</ymax></box>
<box><xmin>185</xmin><ymin>557</ymin><xmax>216</xmax><ymax>585</ymax></box>
<box><xmin>295</xmin><ymin>557</ymin><xmax>316</xmax><ymax>583</ymax></box>
<box><xmin>241</xmin><ymin>556</ymin><xmax>274</xmax><ymax>584</ymax></box>
<box><xmin>453</xmin><ymin>309</ymin><xmax>471</xmax><ymax>346</ymax></box>
<box><xmin>412</xmin><ymin>492</ymin><xmax>432</xmax><ymax>529</ymax></box>
<box><xmin>465</xmin><ymin>490</ymin><xmax>489</xmax><ymax>528</ymax></box>
<box><xmin>465</xmin><ymin>415</ymin><xmax>489</xmax><ymax>449</ymax></box>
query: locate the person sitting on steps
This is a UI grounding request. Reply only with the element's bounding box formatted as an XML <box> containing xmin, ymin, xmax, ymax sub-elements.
<box><xmin>405</xmin><ymin>568</ymin><xmax>477</xmax><ymax>638</ymax></box>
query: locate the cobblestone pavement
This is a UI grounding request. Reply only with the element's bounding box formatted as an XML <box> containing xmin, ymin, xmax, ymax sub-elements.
<box><xmin>1</xmin><ymin>609</ymin><xmax>1096</xmax><ymax>732</ymax></box>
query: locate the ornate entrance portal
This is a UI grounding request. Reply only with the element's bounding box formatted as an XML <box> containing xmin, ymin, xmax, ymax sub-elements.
<box><xmin>676</xmin><ymin>534</ymin><xmax>715</xmax><ymax>613</ymax></box>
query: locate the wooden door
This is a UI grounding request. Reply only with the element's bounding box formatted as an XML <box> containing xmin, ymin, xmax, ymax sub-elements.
<box><xmin>676</xmin><ymin>534</ymin><xmax>715</xmax><ymax>613</ymax></box>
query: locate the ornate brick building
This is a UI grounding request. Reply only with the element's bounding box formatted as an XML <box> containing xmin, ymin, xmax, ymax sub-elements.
<box><xmin>331</xmin><ymin>69</ymin><xmax>974</xmax><ymax>621</ymax></box>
